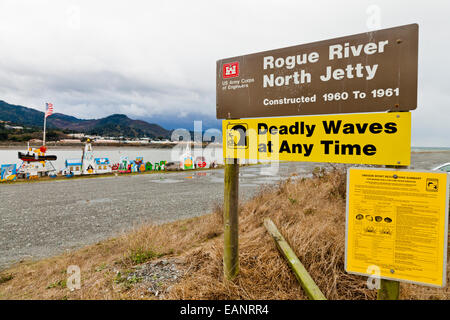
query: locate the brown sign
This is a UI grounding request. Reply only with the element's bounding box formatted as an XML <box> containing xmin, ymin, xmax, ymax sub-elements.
<box><xmin>216</xmin><ymin>24</ymin><xmax>418</xmax><ymax>119</ymax></box>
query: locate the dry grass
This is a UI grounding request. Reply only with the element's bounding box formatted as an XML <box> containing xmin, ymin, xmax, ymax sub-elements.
<box><xmin>1</xmin><ymin>167</ymin><xmax>449</xmax><ymax>300</ymax></box>
<box><xmin>167</xmin><ymin>168</ymin><xmax>372</xmax><ymax>300</ymax></box>
<box><xmin>0</xmin><ymin>212</ymin><xmax>222</xmax><ymax>299</ymax></box>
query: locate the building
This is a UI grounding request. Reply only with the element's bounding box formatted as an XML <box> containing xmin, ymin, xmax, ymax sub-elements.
<box><xmin>4</xmin><ymin>124</ymin><xmax>23</xmax><ymax>130</ymax></box>
<box><xmin>67</xmin><ymin>133</ymin><xmax>85</xmax><ymax>139</ymax></box>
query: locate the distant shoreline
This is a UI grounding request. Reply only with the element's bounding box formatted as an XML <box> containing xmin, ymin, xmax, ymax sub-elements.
<box><xmin>0</xmin><ymin>142</ymin><xmax>222</xmax><ymax>150</ymax></box>
<box><xmin>411</xmin><ymin>149</ymin><xmax>450</xmax><ymax>153</ymax></box>
<box><xmin>0</xmin><ymin>145</ymin><xmax>447</xmax><ymax>152</ymax></box>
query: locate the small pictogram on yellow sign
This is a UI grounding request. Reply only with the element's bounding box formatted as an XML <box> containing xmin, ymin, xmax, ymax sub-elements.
<box><xmin>426</xmin><ymin>178</ymin><xmax>439</xmax><ymax>192</ymax></box>
<box><xmin>226</xmin><ymin>123</ymin><xmax>248</xmax><ymax>149</ymax></box>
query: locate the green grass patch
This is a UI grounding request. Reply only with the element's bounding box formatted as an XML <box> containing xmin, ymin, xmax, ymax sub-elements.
<box><xmin>128</xmin><ymin>249</ymin><xmax>163</xmax><ymax>265</ymax></box>
<box><xmin>95</xmin><ymin>263</ymin><xmax>108</xmax><ymax>272</ymax></box>
<box><xmin>46</xmin><ymin>279</ymin><xmax>67</xmax><ymax>289</ymax></box>
<box><xmin>0</xmin><ymin>273</ymin><xmax>13</xmax><ymax>284</ymax></box>
<box><xmin>114</xmin><ymin>271</ymin><xmax>142</xmax><ymax>290</ymax></box>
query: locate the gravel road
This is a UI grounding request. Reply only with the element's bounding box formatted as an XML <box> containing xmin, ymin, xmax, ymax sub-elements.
<box><xmin>0</xmin><ymin>162</ymin><xmax>314</xmax><ymax>269</ymax></box>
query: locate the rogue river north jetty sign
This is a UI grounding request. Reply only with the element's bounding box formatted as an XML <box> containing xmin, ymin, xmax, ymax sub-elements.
<box><xmin>216</xmin><ymin>24</ymin><xmax>418</xmax><ymax>119</ymax></box>
<box><xmin>218</xmin><ymin>24</ymin><xmax>419</xmax><ymax>284</ymax></box>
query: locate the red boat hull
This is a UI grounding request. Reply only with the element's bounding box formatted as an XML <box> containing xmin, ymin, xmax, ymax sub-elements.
<box><xmin>18</xmin><ymin>152</ymin><xmax>57</xmax><ymax>162</ymax></box>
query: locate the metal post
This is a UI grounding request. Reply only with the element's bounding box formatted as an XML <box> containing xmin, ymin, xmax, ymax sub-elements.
<box><xmin>224</xmin><ymin>157</ymin><xmax>239</xmax><ymax>280</ymax></box>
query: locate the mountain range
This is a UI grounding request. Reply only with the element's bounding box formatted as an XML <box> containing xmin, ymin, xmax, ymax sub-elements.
<box><xmin>0</xmin><ymin>100</ymin><xmax>170</xmax><ymax>139</ymax></box>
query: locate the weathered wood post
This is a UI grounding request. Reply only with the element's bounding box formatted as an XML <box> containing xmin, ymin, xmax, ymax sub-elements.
<box><xmin>224</xmin><ymin>157</ymin><xmax>239</xmax><ymax>280</ymax></box>
<box><xmin>264</xmin><ymin>218</ymin><xmax>327</xmax><ymax>300</ymax></box>
<box><xmin>377</xmin><ymin>279</ymin><xmax>400</xmax><ymax>300</ymax></box>
<box><xmin>377</xmin><ymin>162</ymin><xmax>407</xmax><ymax>300</ymax></box>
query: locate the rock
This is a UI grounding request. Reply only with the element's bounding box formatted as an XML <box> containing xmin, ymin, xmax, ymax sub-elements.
<box><xmin>128</xmin><ymin>258</ymin><xmax>183</xmax><ymax>298</ymax></box>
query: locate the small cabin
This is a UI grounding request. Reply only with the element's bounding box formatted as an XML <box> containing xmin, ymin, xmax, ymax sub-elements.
<box><xmin>65</xmin><ymin>159</ymin><xmax>82</xmax><ymax>175</ymax></box>
<box><xmin>94</xmin><ymin>158</ymin><xmax>111</xmax><ymax>174</ymax></box>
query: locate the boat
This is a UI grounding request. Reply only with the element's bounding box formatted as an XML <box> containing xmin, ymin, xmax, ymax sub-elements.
<box><xmin>12</xmin><ymin>103</ymin><xmax>58</xmax><ymax>179</ymax></box>
<box><xmin>16</xmin><ymin>145</ymin><xmax>58</xmax><ymax>178</ymax></box>
<box><xmin>17</xmin><ymin>148</ymin><xmax>58</xmax><ymax>178</ymax></box>
<box><xmin>18</xmin><ymin>151</ymin><xmax>57</xmax><ymax>162</ymax></box>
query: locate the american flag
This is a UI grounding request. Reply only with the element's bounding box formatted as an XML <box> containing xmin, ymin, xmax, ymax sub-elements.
<box><xmin>45</xmin><ymin>103</ymin><xmax>53</xmax><ymax>118</ymax></box>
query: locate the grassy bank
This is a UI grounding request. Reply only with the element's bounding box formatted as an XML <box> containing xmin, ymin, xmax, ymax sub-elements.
<box><xmin>0</xmin><ymin>168</ymin><xmax>448</xmax><ymax>300</ymax></box>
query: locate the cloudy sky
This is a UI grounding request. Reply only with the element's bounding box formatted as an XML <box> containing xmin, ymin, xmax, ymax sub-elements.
<box><xmin>0</xmin><ymin>0</ymin><xmax>449</xmax><ymax>146</ymax></box>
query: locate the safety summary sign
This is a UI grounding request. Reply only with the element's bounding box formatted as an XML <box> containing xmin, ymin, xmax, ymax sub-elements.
<box><xmin>223</xmin><ymin>112</ymin><xmax>410</xmax><ymax>166</ymax></box>
<box><xmin>345</xmin><ymin>168</ymin><xmax>449</xmax><ymax>287</ymax></box>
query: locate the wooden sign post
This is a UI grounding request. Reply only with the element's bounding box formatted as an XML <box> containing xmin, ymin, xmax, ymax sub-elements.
<box><xmin>376</xmin><ymin>164</ymin><xmax>406</xmax><ymax>300</ymax></box>
<box><xmin>377</xmin><ymin>279</ymin><xmax>400</xmax><ymax>300</ymax></box>
<box><xmin>223</xmin><ymin>158</ymin><xmax>239</xmax><ymax>280</ymax></box>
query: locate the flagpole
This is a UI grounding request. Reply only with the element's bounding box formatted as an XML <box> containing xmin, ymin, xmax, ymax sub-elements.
<box><xmin>43</xmin><ymin>107</ymin><xmax>46</xmax><ymax>146</ymax></box>
<box><xmin>42</xmin><ymin>104</ymin><xmax>48</xmax><ymax>146</ymax></box>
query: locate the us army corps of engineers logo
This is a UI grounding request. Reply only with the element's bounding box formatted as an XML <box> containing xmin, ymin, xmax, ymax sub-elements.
<box><xmin>223</xmin><ymin>62</ymin><xmax>239</xmax><ymax>79</ymax></box>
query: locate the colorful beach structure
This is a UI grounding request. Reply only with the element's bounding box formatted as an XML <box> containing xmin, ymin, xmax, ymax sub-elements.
<box><xmin>95</xmin><ymin>158</ymin><xmax>111</xmax><ymax>174</ymax></box>
<box><xmin>64</xmin><ymin>159</ymin><xmax>83</xmax><ymax>175</ymax></box>
<box><xmin>2</xmin><ymin>138</ymin><xmax>213</xmax><ymax>182</ymax></box>
<box><xmin>118</xmin><ymin>156</ymin><xmax>130</xmax><ymax>173</ymax></box>
<box><xmin>0</xmin><ymin>164</ymin><xmax>17</xmax><ymax>181</ymax></box>
<box><xmin>16</xmin><ymin>144</ymin><xmax>57</xmax><ymax>179</ymax></box>
<box><xmin>81</xmin><ymin>139</ymin><xmax>96</xmax><ymax>175</ymax></box>
<box><xmin>182</xmin><ymin>144</ymin><xmax>194</xmax><ymax>170</ymax></box>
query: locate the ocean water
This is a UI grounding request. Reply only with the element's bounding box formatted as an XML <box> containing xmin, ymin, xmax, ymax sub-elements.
<box><xmin>412</xmin><ymin>146</ymin><xmax>450</xmax><ymax>152</ymax></box>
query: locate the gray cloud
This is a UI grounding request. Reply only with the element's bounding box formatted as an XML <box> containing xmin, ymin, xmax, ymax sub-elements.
<box><xmin>0</xmin><ymin>0</ymin><xmax>449</xmax><ymax>144</ymax></box>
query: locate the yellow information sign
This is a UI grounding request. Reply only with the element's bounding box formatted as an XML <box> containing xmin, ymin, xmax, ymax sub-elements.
<box><xmin>345</xmin><ymin>168</ymin><xmax>449</xmax><ymax>287</ymax></box>
<box><xmin>223</xmin><ymin>112</ymin><xmax>411</xmax><ymax>166</ymax></box>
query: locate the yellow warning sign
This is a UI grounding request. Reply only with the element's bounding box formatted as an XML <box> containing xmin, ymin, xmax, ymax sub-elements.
<box><xmin>223</xmin><ymin>112</ymin><xmax>411</xmax><ymax>166</ymax></box>
<box><xmin>345</xmin><ymin>168</ymin><xmax>449</xmax><ymax>287</ymax></box>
